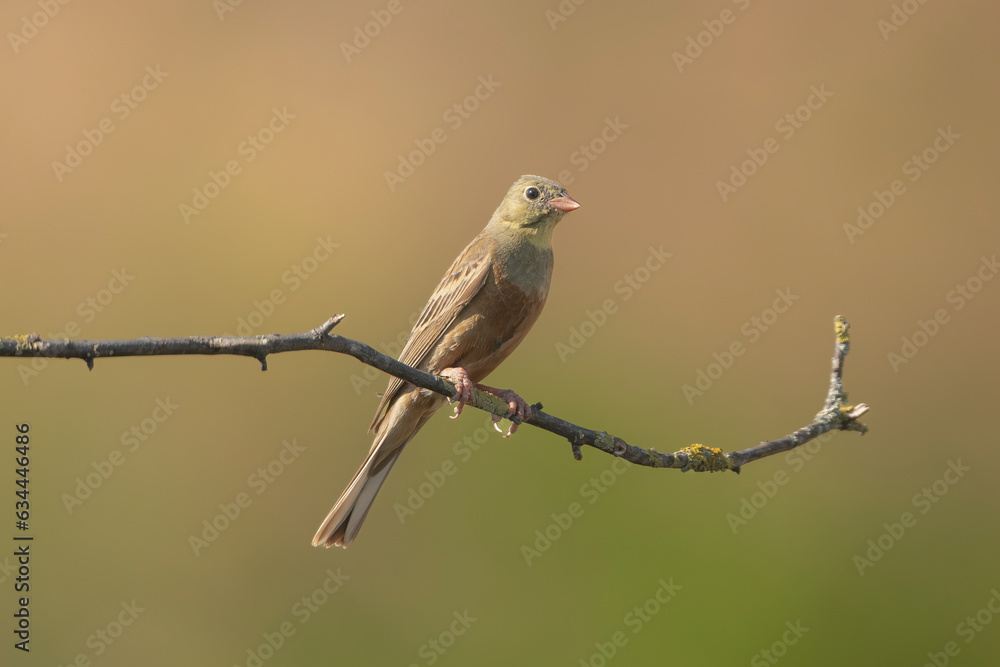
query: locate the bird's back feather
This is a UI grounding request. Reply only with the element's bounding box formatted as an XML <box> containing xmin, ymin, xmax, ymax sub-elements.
<box><xmin>370</xmin><ymin>233</ymin><xmax>494</xmax><ymax>432</ymax></box>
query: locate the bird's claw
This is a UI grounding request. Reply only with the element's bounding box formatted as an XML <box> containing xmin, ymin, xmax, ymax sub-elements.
<box><xmin>481</xmin><ymin>386</ymin><xmax>531</xmax><ymax>438</ymax></box>
<box><xmin>440</xmin><ymin>367</ymin><xmax>474</xmax><ymax>419</ymax></box>
<box><xmin>439</xmin><ymin>372</ymin><xmax>531</xmax><ymax>437</ymax></box>
<box><xmin>492</xmin><ymin>413</ymin><xmax>521</xmax><ymax>438</ymax></box>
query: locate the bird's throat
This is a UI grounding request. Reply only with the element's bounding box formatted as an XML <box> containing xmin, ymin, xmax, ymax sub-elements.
<box><xmin>518</xmin><ymin>220</ymin><xmax>556</xmax><ymax>250</ymax></box>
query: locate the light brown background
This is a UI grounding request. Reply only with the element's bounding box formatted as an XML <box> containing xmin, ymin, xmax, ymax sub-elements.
<box><xmin>3</xmin><ymin>0</ymin><xmax>999</xmax><ymax>664</ymax></box>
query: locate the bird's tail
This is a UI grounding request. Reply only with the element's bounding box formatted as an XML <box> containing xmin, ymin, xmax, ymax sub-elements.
<box><xmin>312</xmin><ymin>400</ymin><xmax>435</xmax><ymax>548</ymax></box>
<box><xmin>311</xmin><ymin>434</ymin><xmax>405</xmax><ymax>548</ymax></box>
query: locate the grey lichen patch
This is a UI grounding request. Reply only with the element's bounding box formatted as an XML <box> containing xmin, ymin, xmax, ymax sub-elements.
<box><xmin>646</xmin><ymin>447</ymin><xmax>663</xmax><ymax>467</ymax></box>
<box><xmin>594</xmin><ymin>431</ymin><xmax>617</xmax><ymax>454</ymax></box>
<box><xmin>474</xmin><ymin>389</ymin><xmax>511</xmax><ymax>418</ymax></box>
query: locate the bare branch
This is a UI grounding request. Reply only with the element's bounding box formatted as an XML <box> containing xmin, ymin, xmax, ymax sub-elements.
<box><xmin>1</xmin><ymin>315</ymin><xmax>869</xmax><ymax>472</ymax></box>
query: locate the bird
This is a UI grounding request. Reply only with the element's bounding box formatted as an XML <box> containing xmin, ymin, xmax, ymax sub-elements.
<box><xmin>312</xmin><ymin>175</ymin><xmax>580</xmax><ymax>548</ymax></box>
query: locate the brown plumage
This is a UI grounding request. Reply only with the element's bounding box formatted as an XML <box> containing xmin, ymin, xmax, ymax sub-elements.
<box><xmin>312</xmin><ymin>175</ymin><xmax>579</xmax><ymax>548</ymax></box>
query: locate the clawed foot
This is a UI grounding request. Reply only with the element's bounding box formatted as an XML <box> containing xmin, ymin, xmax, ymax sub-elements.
<box><xmin>439</xmin><ymin>371</ymin><xmax>532</xmax><ymax>437</ymax></box>
<box><xmin>477</xmin><ymin>384</ymin><xmax>532</xmax><ymax>438</ymax></box>
<box><xmin>440</xmin><ymin>367</ymin><xmax>474</xmax><ymax>420</ymax></box>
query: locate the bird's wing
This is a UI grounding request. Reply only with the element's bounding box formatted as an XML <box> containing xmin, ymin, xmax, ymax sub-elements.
<box><xmin>370</xmin><ymin>232</ymin><xmax>494</xmax><ymax>431</ymax></box>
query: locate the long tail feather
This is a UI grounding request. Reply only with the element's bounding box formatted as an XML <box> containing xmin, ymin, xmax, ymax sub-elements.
<box><xmin>311</xmin><ymin>440</ymin><xmax>404</xmax><ymax>548</ymax></box>
<box><xmin>312</xmin><ymin>395</ymin><xmax>437</xmax><ymax>548</ymax></box>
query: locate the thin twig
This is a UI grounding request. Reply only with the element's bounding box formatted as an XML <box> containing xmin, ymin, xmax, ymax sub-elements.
<box><xmin>1</xmin><ymin>315</ymin><xmax>869</xmax><ymax>472</ymax></box>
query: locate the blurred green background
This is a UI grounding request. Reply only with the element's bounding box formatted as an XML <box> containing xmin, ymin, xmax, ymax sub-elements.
<box><xmin>3</xmin><ymin>0</ymin><xmax>999</xmax><ymax>664</ymax></box>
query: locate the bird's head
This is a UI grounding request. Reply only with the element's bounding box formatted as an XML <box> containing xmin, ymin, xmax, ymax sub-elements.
<box><xmin>489</xmin><ymin>175</ymin><xmax>580</xmax><ymax>247</ymax></box>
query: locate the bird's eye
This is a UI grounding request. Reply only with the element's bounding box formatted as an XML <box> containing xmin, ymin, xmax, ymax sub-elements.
<box><xmin>524</xmin><ymin>186</ymin><xmax>540</xmax><ymax>201</ymax></box>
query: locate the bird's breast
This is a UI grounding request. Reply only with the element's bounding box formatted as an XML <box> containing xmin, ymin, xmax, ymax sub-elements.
<box><xmin>430</xmin><ymin>267</ymin><xmax>549</xmax><ymax>383</ymax></box>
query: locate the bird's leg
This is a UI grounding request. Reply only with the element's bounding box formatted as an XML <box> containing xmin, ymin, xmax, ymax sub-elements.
<box><xmin>475</xmin><ymin>384</ymin><xmax>532</xmax><ymax>438</ymax></box>
<box><xmin>440</xmin><ymin>367</ymin><xmax>475</xmax><ymax>420</ymax></box>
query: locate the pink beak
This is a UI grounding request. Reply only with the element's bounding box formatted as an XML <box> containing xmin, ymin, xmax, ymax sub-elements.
<box><xmin>549</xmin><ymin>195</ymin><xmax>581</xmax><ymax>213</ymax></box>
